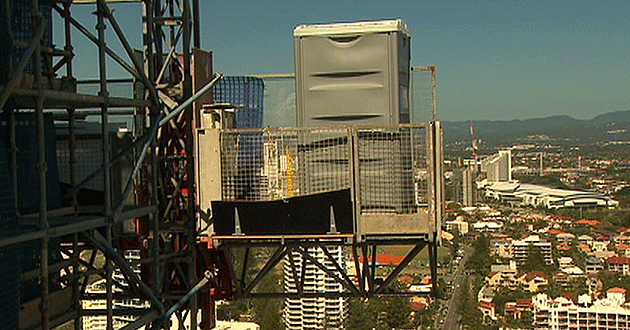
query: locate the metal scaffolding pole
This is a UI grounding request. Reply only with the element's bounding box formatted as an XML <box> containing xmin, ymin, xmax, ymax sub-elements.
<box><xmin>94</xmin><ymin>2</ymin><xmax>115</xmax><ymax>329</ymax></box>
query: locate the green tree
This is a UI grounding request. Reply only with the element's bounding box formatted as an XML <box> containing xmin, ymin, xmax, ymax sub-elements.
<box><xmin>521</xmin><ymin>245</ymin><xmax>556</xmax><ymax>275</ymax></box>
<box><xmin>466</xmin><ymin>235</ymin><xmax>492</xmax><ymax>274</ymax></box>
<box><xmin>345</xmin><ymin>298</ymin><xmax>379</xmax><ymax>330</ymax></box>
<box><xmin>345</xmin><ymin>281</ymin><xmax>413</xmax><ymax>330</ymax></box>
<box><xmin>459</xmin><ymin>277</ymin><xmax>488</xmax><ymax>329</ymax></box>
<box><xmin>251</xmin><ymin>266</ymin><xmax>283</xmax><ymax>329</ymax></box>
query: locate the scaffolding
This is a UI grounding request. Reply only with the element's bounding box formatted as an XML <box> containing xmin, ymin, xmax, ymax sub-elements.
<box><xmin>0</xmin><ymin>0</ymin><xmax>215</xmax><ymax>329</ymax></box>
<box><xmin>0</xmin><ymin>1</ymin><xmax>444</xmax><ymax>329</ymax></box>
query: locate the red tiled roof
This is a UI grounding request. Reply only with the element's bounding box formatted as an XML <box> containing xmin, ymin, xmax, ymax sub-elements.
<box><xmin>608</xmin><ymin>287</ymin><xmax>627</xmax><ymax>294</ymax></box>
<box><xmin>547</xmin><ymin>229</ymin><xmax>565</xmax><ymax>235</ymax></box>
<box><xmin>524</xmin><ymin>271</ymin><xmax>547</xmax><ymax>281</ymax></box>
<box><xmin>606</xmin><ymin>256</ymin><xmax>630</xmax><ymax>265</ymax></box>
<box><xmin>549</xmin><ymin>215</ymin><xmax>573</xmax><ymax>221</ymax></box>
<box><xmin>557</xmin><ymin>242</ymin><xmax>571</xmax><ymax>251</ymax></box>
<box><xmin>617</xmin><ymin>243</ymin><xmax>630</xmax><ymax>251</ymax></box>
<box><xmin>478</xmin><ymin>301</ymin><xmax>495</xmax><ymax>310</ymax></box>
<box><xmin>596</xmin><ymin>235</ymin><xmax>610</xmax><ymax>241</ymax></box>
<box><xmin>398</xmin><ymin>275</ymin><xmax>414</xmax><ymax>285</ymax></box>
<box><xmin>516</xmin><ymin>298</ymin><xmax>533</xmax><ymax>307</ymax></box>
<box><xmin>410</xmin><ymin>301</ymin><xmax>427</xmax><ymax>311</ymax></box>
<box><xmin>576</xmin><ymin>219</ymin><xmax>600</xmax><ymax>226</ymax></box>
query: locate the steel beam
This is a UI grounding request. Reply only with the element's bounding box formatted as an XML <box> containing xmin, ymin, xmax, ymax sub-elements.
<box><xmin>374</xmin><ymin>242</ymin><xmax>426</xmax><ymax>295</ymax></box>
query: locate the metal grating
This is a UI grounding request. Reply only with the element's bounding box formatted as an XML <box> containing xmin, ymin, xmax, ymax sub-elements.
<box><xmin>0</xmin><ymin>114</ymin><xmax>61</xmax><ymax>215</ymax></box>
<box><xmin>11</xmin><ymin>0</ymin><xmax>53</xmax><ymax>75</ymax></box>
<box><xmin>219</xmin><ymin>124</ymin><xmax>428</xmax><ymax>215</ymax></box>
<box><xmin>214</xmin><ymin>76</ymin><xmax>265</xmax><ymax>129</ymax></box>
<box><xmin>356</xmin><ymin>125</ymin><xmax>427</xmax><ymax>214</ymax></box>
<box><xmin>220</xmin><ymin>127</ymin><xmax>352</xmax><ymax>201</ymax></box>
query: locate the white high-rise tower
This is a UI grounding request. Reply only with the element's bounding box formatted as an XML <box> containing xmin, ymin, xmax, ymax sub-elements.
<box><xmin>283</xmin><ymin>246</ymin><xmax>347</xmax><ymax>329</ymax></box>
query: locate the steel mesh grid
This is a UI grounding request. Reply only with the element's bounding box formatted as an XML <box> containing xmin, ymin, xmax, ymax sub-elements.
<box><xmin>356</xmin><ymin>125</ymin><xmax>427</xmax><ymax>214</ymax></box>
<box><xmin>219</xmin><ymin>124</ymin><xmax>429</xmax><ymax>215</ymax></box>
<box><xmin>220</xmin><ymin>127</ymin><xmax>352</xmax><ymax>201</ymax></box>
<box><xmin>213</xmin><ymin>76</ymin><xmax>265</xmax><ymax>129</ymax></box>
<box><xmin>57</xmin><ymin>138</ymin><xmax>104</xmax><ymax>191</ymax></box>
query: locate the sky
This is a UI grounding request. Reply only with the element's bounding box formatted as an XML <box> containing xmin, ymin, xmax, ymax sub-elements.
<box><xmin>57</xmin><ymin>0</ymin><xmax>630</xmax><ymax>122</ymax></box>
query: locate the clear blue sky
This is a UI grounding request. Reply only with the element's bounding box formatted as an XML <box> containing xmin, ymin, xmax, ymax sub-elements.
<box><xmin>58</xmin><ymin>0</ymin><xmax>630</xmax><ymax>122</ymax></box>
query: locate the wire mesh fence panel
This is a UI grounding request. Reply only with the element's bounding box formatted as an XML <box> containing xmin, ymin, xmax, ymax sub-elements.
<box><xmin>296</xmin><ymin>128</ymin><xmax>352</xmax><ymax>196</ymax></box>
<box><xmin>220</xmin><ymin>127</ymin><xmax>353</xmax><ymax>201</ymax></box>
<box><xmin>220</xmin><ymin>124</ymin><xmax>430</xmax><ymax>217</ymax></box>
<box><xmin>356</xmin><ymin>125</ymin><xmax>429</xmax><ymax>214</ymax></box>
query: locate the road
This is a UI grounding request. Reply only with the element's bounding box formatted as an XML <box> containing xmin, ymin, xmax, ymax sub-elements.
<box><xmin>441</xmin><ymin>245</ymin><xmax>473</xmax><ymax>330</ymax></box>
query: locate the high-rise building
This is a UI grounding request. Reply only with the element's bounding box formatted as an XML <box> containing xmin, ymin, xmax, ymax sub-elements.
<box><xmin>82</xmin><ymin>250</ymin><xmax>149</xmax><ymax>330</ymax></box>
<box><xmin>283</xmin><ymin>246</ymin><xmax>347</xmax><ymax>330</ymax></box>
<box><xmin>462</xmin><ymin>165</ymin><xmax>476</xmax><ymax>206</ymax></box>
<box><xmin>482</xmin><ymin>150</ymin><xmax>512</xmax><ymax>182</ymax></box>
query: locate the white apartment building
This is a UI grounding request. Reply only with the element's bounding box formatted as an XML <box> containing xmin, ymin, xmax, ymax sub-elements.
<box><xmin>533</xmin><ymin>288</ymin><xmax>630</xmax><ymax>330</ymax></box>
<box><xmin>445</xmin><ymin>219</ymin><xmax>469</xmax><ymax>235</ymax></box>
<box><xmin>512</xmin><ymin>235</ymin><xmax>553</xmax><ymax>266</ymax></box>
<box><xmin>482</xmin><ymin>150</ymin><xmax>512</xmax><ymax>183</ymax></box>
<box><xmin>82</xmin><ymin>250</ymin><xmax>148</xmax><ymax>330</ymax></box>
<box><xmin>283</xmin><ymin>246</ymin><xmax>347</xmax><ymax>330</ymax></box>
<box><xmin>82</xmin><ymin>280</ymin><xmax>108</xmax><ymax>330</ymax></box>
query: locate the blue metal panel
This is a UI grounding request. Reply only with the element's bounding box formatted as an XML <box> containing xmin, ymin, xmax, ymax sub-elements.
<box><xmin>214</xmin><ymin>76</ymin><xmax>264</xmax><ymax>129</ymax></box>
<box><xmin>11</xmin><ymin>0</ymin><xmax>53</xmax><ymax>75</ymax></box>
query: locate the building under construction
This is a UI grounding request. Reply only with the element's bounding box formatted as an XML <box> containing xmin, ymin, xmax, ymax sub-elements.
<box><xmin>0</xmin><ymin>2</ymin><xmax>444</xmax><ymax>329</ymax></box>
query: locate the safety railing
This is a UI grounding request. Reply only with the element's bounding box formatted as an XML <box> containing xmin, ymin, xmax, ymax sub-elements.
<box><xmin>219</xmin><ymin>124</ymin><xmax>430</xmax><ymax>216</ymax></box>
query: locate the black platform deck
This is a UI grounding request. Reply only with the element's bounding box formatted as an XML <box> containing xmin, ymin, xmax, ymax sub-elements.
<box><xmin>212</xmin><ymin>189</ymin><xmax>353</xmax><ymax>236</ymax></box>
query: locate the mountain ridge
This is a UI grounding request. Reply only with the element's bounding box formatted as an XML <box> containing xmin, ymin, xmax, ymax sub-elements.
<box><xmin>443</xmin><ymin>110</ymin><xmax>630</xmax><ymax>146</ymax></box>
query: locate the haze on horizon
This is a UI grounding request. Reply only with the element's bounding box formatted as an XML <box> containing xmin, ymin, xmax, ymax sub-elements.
<box><xmin>60</xmin><ymin>0</ymin><xmax>630</xmax><ymax>122</ymax></box>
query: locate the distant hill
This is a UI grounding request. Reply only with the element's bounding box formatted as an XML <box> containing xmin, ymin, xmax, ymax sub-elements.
<box><xmin>443</xmin><ymin>110</ymin><xmax>630</xmax><ymax>147</ymax></box>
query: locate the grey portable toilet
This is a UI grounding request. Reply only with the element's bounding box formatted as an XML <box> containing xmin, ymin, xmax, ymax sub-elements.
<box><xmin>294</xmin><ymin>19</ymin><xmax>411</xmax><ymax>127</ymax></box>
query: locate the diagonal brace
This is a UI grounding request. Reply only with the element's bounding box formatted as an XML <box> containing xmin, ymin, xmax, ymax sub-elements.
<box><xmin>242</xmin><ymin>246</ymin><xmax>287</xmax><ymax>297</ymax></box>
<box><xmin>374</xmin><ymin>242</ymin><xmax>426</xmax><ymax>295</ymax></box>
<box><xmin>86</xmin><ymin>230</ymin><xmax>164</xmax><ymax>312</ymax></box>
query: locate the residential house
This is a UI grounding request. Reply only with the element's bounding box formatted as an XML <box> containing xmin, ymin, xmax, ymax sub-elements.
<box><xmin>485</xmin><ymin>271</ymin><xmax>520</xmax><ymax>290</ymax></box>
<box><xmin>556</xmin><ymin>242</ymin><xmax>571</xmax><ymax>253</ymax></box>
<box><xmin>472</xmin><ymin>221</ymin><xmax>503</xmax><ymax>233</ymax></box>
<box><xmin>504</xmin><ymin>298</ymin><xmax>533</xmax><ymax>320</ymax></box>
<box><xmin>478</xmin><ymin>301</ymin><xmax>497</xmax><ymax>321</ymax></box>
<box><xmin>617</xmin><ymin>243</ymin><xmax>630</xmax><ymax>258</ymax></box>
<box><xmin>578</xmin><ymin>235</ymin><xmax>594</xmax><ymax>247</ymax></box>
<box><xmin>558</xmin><ymin>257</ymin><xmax>573</xmax><ymax>269</ymax></box>
<box><xmin>519</xmin><ymin>271</ymin><xmax>549</xmax><ymax>293</ymax></box>
<box><xmin>585</xmin><ymin>256</ymin><xmax>604</xmax><ymax>273</ymax></box>
<box><xmin>577</xmin><ymin>243</ymin><xmax>591</xmax><ymax>253</ymax></box>
<box><xmin>606</xmin><ymin>256</ymin><xmax>630</xmax><ymax>276</ymax></box>
<box><xmin>562</xmin><ymin>266</ymin><xmax>585</xmax><ymax>278</ymax></box>
<box><xmin>556</xmin><ymin>232</ymin><xmax>576</xmax><ymax>244</ymax></box>
<box><xmin>478</xmin><ymin>285</ymin><xmax>496</xmax><ymax>303</ymax></box>
<box><xmin>592</xmin><ymin>236</ymin><xmax>610</xmax><ymax>252</ymax></box>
